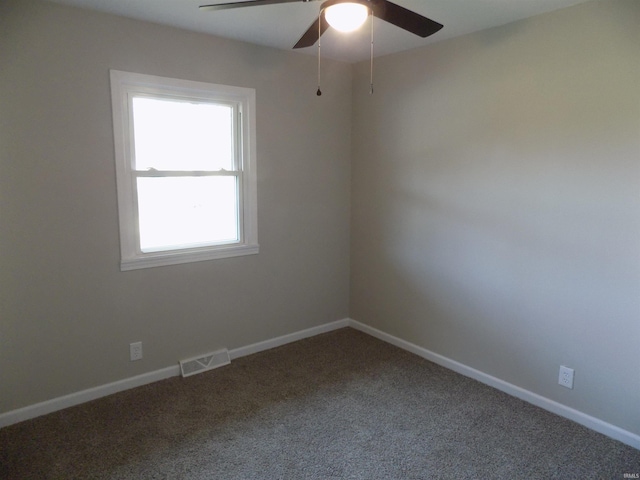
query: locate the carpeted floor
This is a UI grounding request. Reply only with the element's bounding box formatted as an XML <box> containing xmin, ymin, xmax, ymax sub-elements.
<box><xmin>1</xmin><ymin>328</ymin><xmax>639</xmax><ymax>479</ymax></box>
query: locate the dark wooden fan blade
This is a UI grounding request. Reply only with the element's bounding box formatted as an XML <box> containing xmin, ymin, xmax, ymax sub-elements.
<box><xmin>293</xmin><ymin>14</ymin><xmax>329</xmax><ymax>49</ymax></box>
<box><xmin>200</xmin><ymin>0</ymin><xmax>307</xmax><ymax>12</ymax></box>
<box><xmin>372</xmin><ymin>0</ymin><xmax>442</xmax><ymax>38</ymax></box>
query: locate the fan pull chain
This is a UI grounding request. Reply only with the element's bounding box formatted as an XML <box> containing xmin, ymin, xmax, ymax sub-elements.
<box><xmin>317</xmin><ymin>12</ymin><xmax>322</xmax><ymax>96</ymax></box>
<box><xmin>370</xmin><ymin>12</ymin><xmax>374</xmax><ymax>95</ymax></box>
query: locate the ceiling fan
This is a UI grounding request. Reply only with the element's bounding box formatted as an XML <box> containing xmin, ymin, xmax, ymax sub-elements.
<box><xmin>199</xmin><ymin>0</ymin><xmax>443</xmax><ymax>49</ymax></box>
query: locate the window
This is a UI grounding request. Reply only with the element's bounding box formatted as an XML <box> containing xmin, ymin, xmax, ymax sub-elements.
<box><xmin>110</xmin><ymin>70</ymin><xmax>258</xmax><ymax>270</ymax></box>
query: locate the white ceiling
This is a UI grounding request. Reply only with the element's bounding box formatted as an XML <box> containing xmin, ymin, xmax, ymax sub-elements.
<box><xmin>47</xmin><ymin>0</ymin><xmax>593</xmax><ymax>63</ymax></box>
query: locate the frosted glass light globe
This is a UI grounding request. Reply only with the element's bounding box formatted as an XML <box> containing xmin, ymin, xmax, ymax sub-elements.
<box><xmin>325</xmin><ymin>3</ymin><xmax>369</xmax><ymax>33</ymax></box>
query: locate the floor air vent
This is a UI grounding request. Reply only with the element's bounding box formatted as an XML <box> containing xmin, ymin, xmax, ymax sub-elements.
<box><xmin>179</xmin><ymin>348</ymin><xmax>230</xmax><ymax>377</ymax></box>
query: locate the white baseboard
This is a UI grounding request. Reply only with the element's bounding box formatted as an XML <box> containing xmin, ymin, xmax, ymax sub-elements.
<box><xmin>0</xmin><ymin>365</ymin><xmax>180</xmax><ymax>429</ymax></box>
<box><xmin>229</xmin><ymin>318</ymin><xmax>350</xmax><ymax>360</ymax></box>
<box><xmin>346</xmin><ymin>318</ymin><xmax>640</xmax><ymax>451</ymax></box>
<box><xmin>0</xmin><ymin>318</ymin><xmax>350</xmax><ymax>429</ymax></box>
<box><xmin>2</xmin><ymin>316</ymin><xmax>638</xmax><ymax>452</ymax></box>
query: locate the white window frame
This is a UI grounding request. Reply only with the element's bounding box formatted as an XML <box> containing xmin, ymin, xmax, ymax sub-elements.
<box><xmin>110</xmin><ymin>70</ymin><xmax>258</xmax><ymax>271</ymax></box>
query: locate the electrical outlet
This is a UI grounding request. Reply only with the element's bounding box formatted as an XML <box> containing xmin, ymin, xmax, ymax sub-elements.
<box><xmin>558</xmin><ymin>365</ymin><xmax>574</xmax><ymax>389</ymax></box>
<box><xmin>130</xmin><ymin>342</ymin><xmax>143</xmax><ymax>361</ymax></box>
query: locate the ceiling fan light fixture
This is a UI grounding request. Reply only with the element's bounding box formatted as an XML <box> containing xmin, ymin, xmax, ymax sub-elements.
<box><xmin>325</xmin><ymin>2</ymin><xmax>369</xmax><ymax>33</ymax></box>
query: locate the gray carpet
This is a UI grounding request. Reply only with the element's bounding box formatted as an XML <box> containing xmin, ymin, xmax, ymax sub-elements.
<box><xmin>1</xmin><ymin>328</ymin><xmax>638</xmax><ymax>479</ymax></box>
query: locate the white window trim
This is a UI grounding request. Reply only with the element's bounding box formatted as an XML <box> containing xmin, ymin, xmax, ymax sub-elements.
<box><xmin>110</xmin><ymin>70</ymin><xmax>258</xmax><ymax>271</ymax></box>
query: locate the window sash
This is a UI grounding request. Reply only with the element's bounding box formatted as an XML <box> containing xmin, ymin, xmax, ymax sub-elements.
<box><xmin>128</xmin><ymin>93</ymin><xmax>241</xmax><ymax>173</ymax></box>
<box><xmin>131</xmin><ymin>171</ymin><xmax>244</xmax><ymax>251</ymax></box>
<box><xmin>130</xmin><ymin>95</ymin><xmax>237</xmax><ymax>173</ymax></box>
<box><xmin>135</xmin><ymin>176</ymin><xmax>241</xmax><ymax>253</ymax></box>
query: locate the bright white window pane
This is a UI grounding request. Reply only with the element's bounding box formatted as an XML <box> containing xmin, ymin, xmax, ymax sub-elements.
<box><xmin>132</xmin><ymin>97</ymin><xmax>233</xmax><ymax>171</ymax></box>
<box><xmin>137</xmin><ymin>177</ymin><xmax>238</xmax><ymax>252</ymax></box>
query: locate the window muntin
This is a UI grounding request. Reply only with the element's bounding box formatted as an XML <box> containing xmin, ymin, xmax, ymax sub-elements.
<box><xmin>110</xmin><ymin>70</ymin><xmax>258</xmax><ymax>270</ymax></box>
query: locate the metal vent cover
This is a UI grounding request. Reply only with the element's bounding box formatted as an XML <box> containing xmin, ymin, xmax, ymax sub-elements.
<box><xmin>179</xmin><ymin>348</ymin><xmax>230</xmax><ymax>377</ymax></box>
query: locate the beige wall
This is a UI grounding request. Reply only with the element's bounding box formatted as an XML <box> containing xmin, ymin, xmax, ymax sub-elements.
<box><xmin>0</xmin><ymin>0</ymin><xmax>351</xmax><ymax>412</ymax></box>
<box><xmin>351</xmin><ymin>0</ymin><xmax>640</xmax><ymax>435</ymax></box>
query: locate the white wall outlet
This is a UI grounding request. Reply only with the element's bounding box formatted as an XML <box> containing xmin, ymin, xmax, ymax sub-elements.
<box><xmin>130</xmin><ymin>341</ymin><xmax>143</xmax><ymax>361</ymax></box>
<box><xmin>558</xmin><ymin>365</ymin><xmax>574</xmax><ymax>389</ymax></box>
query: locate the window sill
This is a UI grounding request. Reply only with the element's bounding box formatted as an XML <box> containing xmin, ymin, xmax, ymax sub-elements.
<box><xmin>120</xmin><ymin>243</ymin><xmax>259</xmax><ymax>271</ymax></box>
